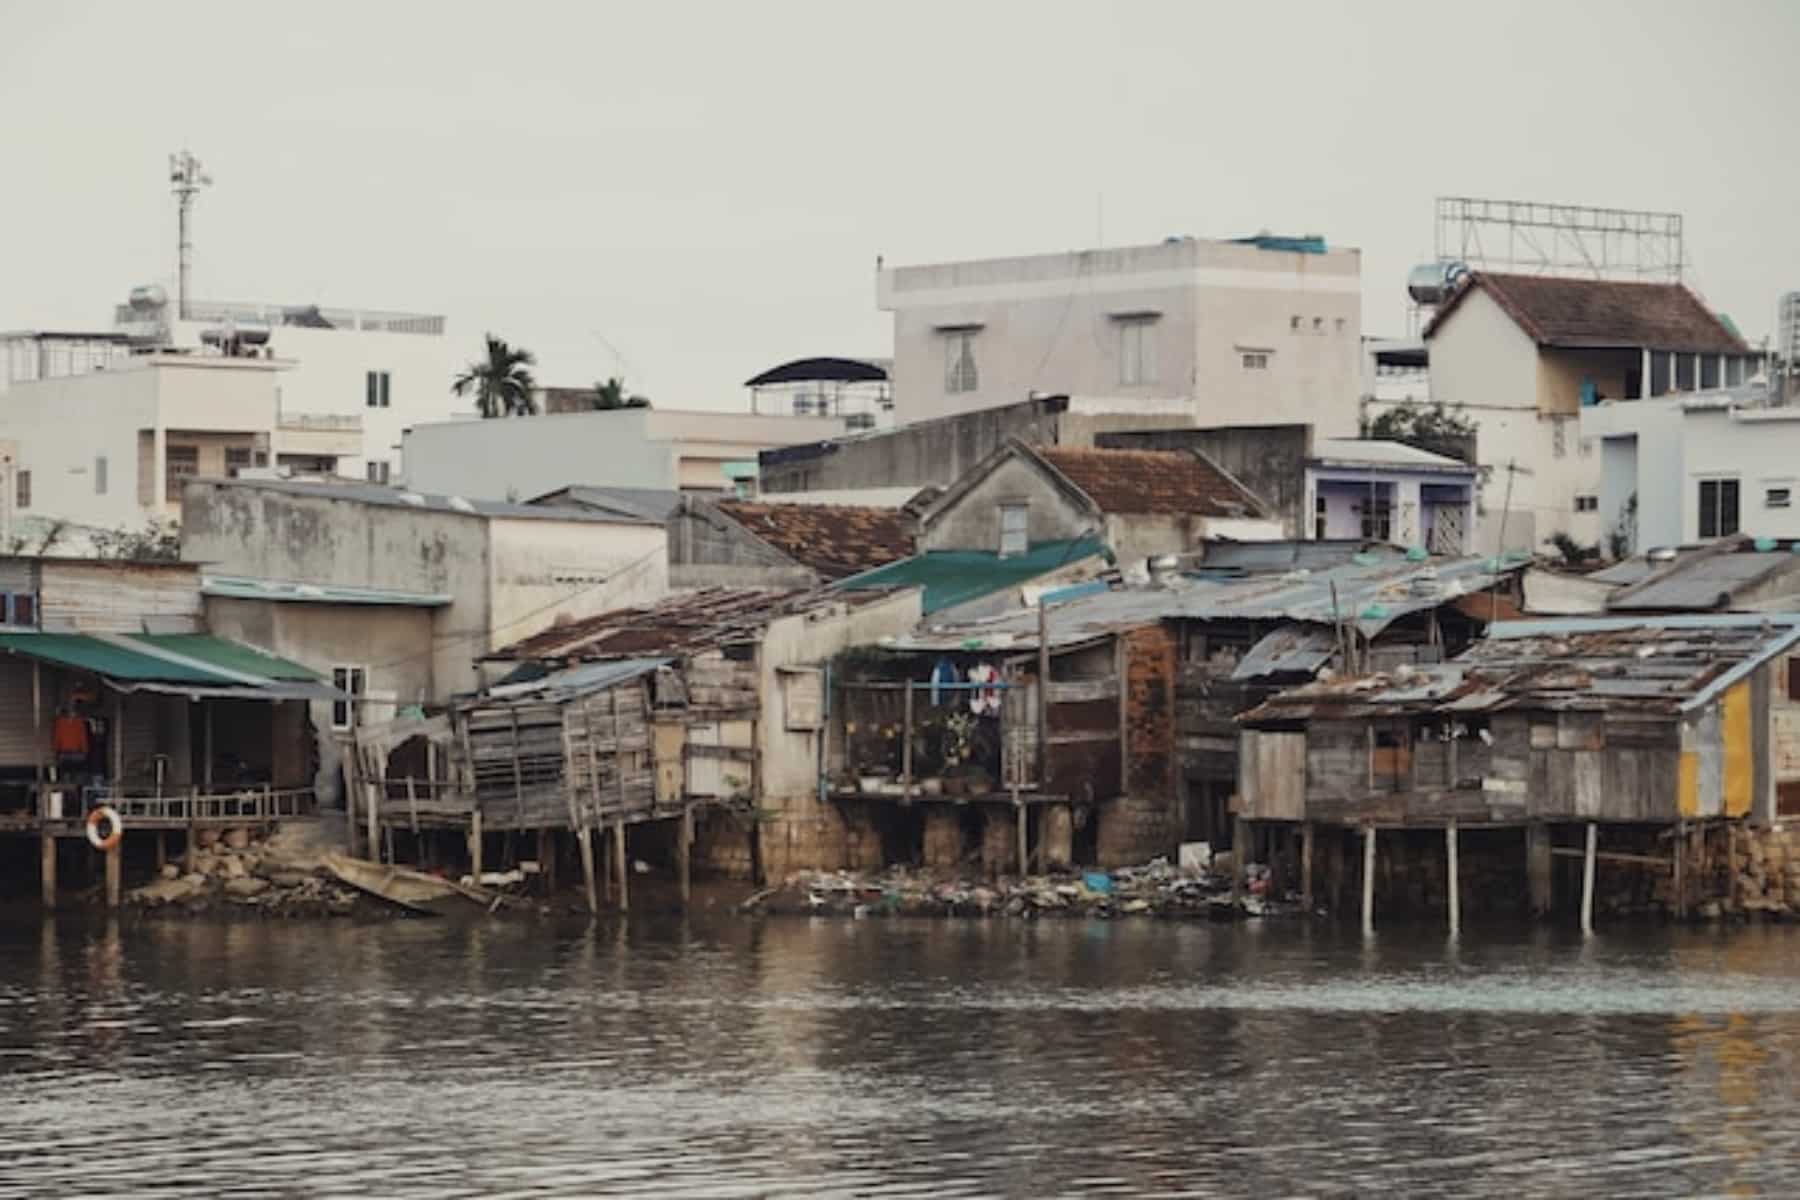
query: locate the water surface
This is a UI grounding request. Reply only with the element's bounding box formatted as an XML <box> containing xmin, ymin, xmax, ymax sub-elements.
<box><xmin>2</xmin><ymin>913</ymin><xmax>1797</xmax><ymax>1197</ymax></box>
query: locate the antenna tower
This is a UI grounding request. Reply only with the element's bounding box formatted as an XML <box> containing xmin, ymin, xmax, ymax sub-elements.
<box><xmin>169</xmin><ymin>149</ymin><xmax>212</xmax><ymax>319</ymax></box>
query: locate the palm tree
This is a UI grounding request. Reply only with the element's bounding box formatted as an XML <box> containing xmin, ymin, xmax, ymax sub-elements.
<box><xmin>452</xmin><ymin>334</ymin><xmax>538</xmax><ymax>418</ymax></box>
<box><xmin>592</xmin><ymin>376</ymin><xmax>651</xmax><ymax>410</ymax></box>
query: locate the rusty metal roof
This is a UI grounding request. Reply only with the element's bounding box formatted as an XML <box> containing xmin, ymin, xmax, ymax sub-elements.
<box><xmin>714</xmin><ymin>500</ymin><xmax>914</xmax><ymax>580</ymax></box>
<box><xmin>887</xmin><ymin>552</ymin><xmax>1524</xmax><ymax>652</ymax></box>
<box><xmin>1036</xmin><ymin>445</ymin><xmax>1268</xmax><ymax>518</ymax></box>
<box><xmin>1241</xmin><ymin>615</ymin><xmax>1800</xmax><ymax>723</ymax></box>
<box><xmin>484</xmin><ymin>587</ymin><xmax>904</xmax><ymax>662</ymax></box>
<box><xmin>1606</xmin><ymin>536</ymin><xmax>1800</xmax><ymax>612</ymax></box>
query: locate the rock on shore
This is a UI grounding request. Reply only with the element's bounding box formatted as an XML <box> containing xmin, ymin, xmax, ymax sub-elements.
<box><xmin>127</xmin><ymin>825</ymin><xmax>365</xmax><ymax>917</ymax></box>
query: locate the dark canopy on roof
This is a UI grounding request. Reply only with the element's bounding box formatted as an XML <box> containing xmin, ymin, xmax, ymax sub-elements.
<box><xmin>744</xmin><ymin>357</ymin><xmax>889</xmax><ymax>387</ymax></box>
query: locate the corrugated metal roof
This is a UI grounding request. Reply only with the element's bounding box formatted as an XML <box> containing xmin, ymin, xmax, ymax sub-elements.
<box><xmin>1243</xmin><ymin>615</ymin><xmax>1800</xmax><ymax>723</ymax></box>
<box><xmin>209</xmin><ymin>478</ymin><xmax>654</xmax><ymax>524</ymax></box>
<box><xmin>886</xmin><ymin>552</ymin><xmax>1522</xmax><ymax>651</ymax></box>
<box><xmin>0</xmin><ymin>633</ymin><xmax>219</xmax><ymax>682</ymax></box>
<box><xmin>1231</xmin><ymin>625</ymin><xmax>1338</xmax><ymax>681</ymax></box>
<box><xmin>485</xmin><ymin>657</ymin><xmax>669</xmax><ymax>700</ymax></box>
<box><xmin>1310</xmin><ymin>439</ymin><xmax>1476</xmax><ymax>472</ymax></box>
<box><xmin>202</xmin><ymin>574</ymin><xmax>453</xmax><ymax>607</ymax></box>
<box><xmin>1606</xmin><ymin>538</ymin><xmax>1800</xmax><ymax>612</ymax></box>
<box><xmin>837</xmin><ymin>537</ymin><xmax>1109</xmax><ymax>614</ymax></box>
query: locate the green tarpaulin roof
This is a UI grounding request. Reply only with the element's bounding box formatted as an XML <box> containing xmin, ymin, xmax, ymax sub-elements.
<box><xmin>0</xmin><ymin>632</ymin><xmax>331</xmax><ymax>698</ymax></box>
<box><xmin>835</xmin><ymin>536</ymin><xmax>1110</xmax><ymax>614</ymax></box>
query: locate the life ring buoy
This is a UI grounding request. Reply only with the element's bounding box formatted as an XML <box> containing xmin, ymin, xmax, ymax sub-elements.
<box><xmin>86</xmin><ymin>805</ymin><xmax>123</xmax><ymax>853</ymax></box>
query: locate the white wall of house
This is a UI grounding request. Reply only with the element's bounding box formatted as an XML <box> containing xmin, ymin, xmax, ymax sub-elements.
<box><xmin>1414</xmin><ymin>287</ymin><xmax>1600</xmax><ymax>554</ymax></box>
<box><xmin>484</xmin><ymin>515</ymin><xmax>668</xmax><ymax>654</ymax></box>
<box><xmin>1304</xmin><ymin>464</ymin><xmax>1479</xmax><ymax>552</ymax></box>
<box><xmin>0</xmin><ymin>356</ymin><xmax>282</xmax><ymax>531</ymax></box>
<box><xmin>1587</xmin><ymin>394</ymin><xmax>1800</xmax><ymax>549</ymax></box>
<box><xmin>880</xmin><ymin>238</ymin><xmax>1363</xmax><ymax>434</ymax></box>
<box><xmin>401</xmin><ymin>408</ymin><xmax>851</xmax><ymax>500</ymax></box>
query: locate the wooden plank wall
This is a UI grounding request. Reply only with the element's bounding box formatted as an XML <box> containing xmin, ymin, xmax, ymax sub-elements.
<box><xmin>562</xmin><ymin>684</ymin><xmax>657</xmax><ymax>825</ymax></box>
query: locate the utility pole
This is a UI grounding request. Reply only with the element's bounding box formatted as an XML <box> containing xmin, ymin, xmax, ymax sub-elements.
<box><xmin>1488</xmin><ymin>459</ymin><xmax>1531</xmax><ymax>629</ymax></box>
<box><xmin>169</xmin><ymin>150</ymin><xmax>212</xmax><ymax>320</ymax></box>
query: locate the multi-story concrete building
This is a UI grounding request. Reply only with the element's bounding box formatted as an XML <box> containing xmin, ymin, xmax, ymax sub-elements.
<box><xmin>877</xmin><ymin>234</ymin><xmax>1363</xmax><ymax>432</ymax></box>
<box><xmin>113</xmin><ymin>290</ymin><xmax>467</xmax><ymax>482</ymax></box>
<box><xmin>0</xmin><ymin>350</ymin><xmax>286</xmax><ymax>532</ymax></box>
<box><xmin>1414</xmin><ymin>272</ymin><xmax>1756</xmax><ymax>556</ymax></box>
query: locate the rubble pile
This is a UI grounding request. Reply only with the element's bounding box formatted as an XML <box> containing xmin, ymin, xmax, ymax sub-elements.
<box><xmin>746</xmin><ymin>854</ymin><xmax>1303</xmax><ymax>920</ymax></box>
<box><xmin>128</xmin><ymin>826</ymin><xmax>365</xmax><ymax>917</ymax></box>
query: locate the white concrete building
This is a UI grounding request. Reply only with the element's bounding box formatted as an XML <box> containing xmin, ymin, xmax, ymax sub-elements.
<box><xmin>1583</xmin><ymin>381</ymin><xmax>1800</xmax><ymax>552</ymax></box>
<box><xmin>1304</xmin><ymin>439</ymin><xmax>1480</xmax><ymax>554</ymax></box>
<box><xmin>115</xmin><ymin>294</ymin><xmax>468</xmax><ymax>483</ymax></box>
<box><xmin>0</xmin><ymin>351</ymin><xmax>285</xmax><ymax>531</ymax></box>
<box><xmin>1413</xmin><ymin>272</ymin><xmax>1757</xmax><ymax>556</ymax></box>
<box><xmin>402</xmin><ymin>407</ymin><xmax>852</xmax><ymax>501</ymax></box>
<box><xmin>878</xmin><ymin>235</ymin><xmax>1363</xmax><ymax>432</ymax></box>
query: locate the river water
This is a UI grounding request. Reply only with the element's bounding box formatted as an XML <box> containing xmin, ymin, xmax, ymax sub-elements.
<box><xmin>2</xmin><ymin>912</ymin><xmax>1798</xmax><ymax>1198</ymax></box>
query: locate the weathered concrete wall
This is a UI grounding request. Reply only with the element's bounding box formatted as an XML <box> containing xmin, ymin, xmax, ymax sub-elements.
<box><xmin>484</xmin><ymin>516</ymin><xmax>667</xmax><ymax>654</ymax></box>
<box><xmin>918</xmin><ymin>453</ymin><xmax>1091</xmax><ymax>553</ymax></box>
<box><xmin>183</xmin><ymin>481</ymin><xmax>492</xmax><ymax>696</ymax></box>
<box><xmin>1097</xmin><ymin>425</ymin><xmax>1308</xmax><ymax>537</ymax></box>
<box><xmin>1098</xmin><ymin>625</ymin><xmax>1178</xmax><ymax>866</ymax></box>
<box><xmin>667</xmin><ymin>500</ymin><xmax>821</xmax><ymax>590</ymax></box>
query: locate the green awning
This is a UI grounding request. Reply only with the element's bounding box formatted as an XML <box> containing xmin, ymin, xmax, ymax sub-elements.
<box><xmin>834</xmin><ymin>536</ymin><xmax>1111</xmax><ymax>613</ymax></box>
<box><xmin>0</xmin><ymin>632</ymin><xmax>336</xmax><ymax>700</ymax></box>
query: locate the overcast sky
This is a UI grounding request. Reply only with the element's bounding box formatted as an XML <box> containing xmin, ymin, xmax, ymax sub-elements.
<box><xmin>3</xmin><ymin>1</ymin><xmax>1796</xmax><ymax>409</ymax></box>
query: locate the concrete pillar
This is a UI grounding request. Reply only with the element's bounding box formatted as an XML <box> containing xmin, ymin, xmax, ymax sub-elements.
<box><xmin>923</xmin><ymin>808</ymin><xmax>962</xmax><ymax>870</ymax></box>
<box><xmin>105</xmin><ymin>841</ymin><xmax>122</xmax><ymax>910</ymax></box>
<box><xmin>1300</xmin><ymin>821</ymin><xmax>1315</xmax><ymax>912</ymax></box>
<box><xmin>1446</xmin><ymin>821</ymin><xmax>1460</xmax><ymax>936</ymax></box>
<box><xmin>1361</xmin><ymin>825</ymin><xmax>1377</xmax><ymax>935</ymax></box>
<box><xmin>1581</xmin><ymin>822</ymin><xmax>1598</xmax><ymax>935</ymax></box>
<box><xmin>981</xmin><ymin>807</ymin><xmax>1016</xmax><ymax>877</ymax></box>
<box><xmin>1527</xmin><ymin>822</ymin><xmax>1553</xmax><ymax>918</ymax></box>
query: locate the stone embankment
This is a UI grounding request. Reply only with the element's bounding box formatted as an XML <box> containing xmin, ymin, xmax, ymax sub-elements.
<box><xmin>744</xmin><ymin>857</ymin><xmax>1297</xmax><ymax>920</ymax></box>
<box><xmin>129</xmin><ymin>824</ymin><xmax>366</xmax><ymax>917</ymax></box>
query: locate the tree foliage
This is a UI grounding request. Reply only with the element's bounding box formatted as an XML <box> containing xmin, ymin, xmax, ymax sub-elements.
<box><xmin>592</xmin><ymin>376</ymin><xmax>651</xmax><ymax>410</ymax></box>
<box><xmin>90</xmin><ymin>519</ymin><xmax>181</xmax><ymax>562</ymax></box>
<box><xmin>1360</xmin><ymin>401</ymin><xmax>1479</xmax><ymax>458</ymax></box>
<box><xmin>452</xmin><ymin>334</ymin><xmax>538</xmax><ymax>418</ymax></box>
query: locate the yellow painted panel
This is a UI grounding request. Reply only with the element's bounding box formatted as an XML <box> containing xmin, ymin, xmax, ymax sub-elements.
<box><xmin>1678</xmin><ymin>751</ymin><xmax>1699</xmax><ymax>818</ymax></box>
<box><xmin>1723</xmin><ymin>681</ymin><xmax>1754</xmax><ymax>818</ymax></box>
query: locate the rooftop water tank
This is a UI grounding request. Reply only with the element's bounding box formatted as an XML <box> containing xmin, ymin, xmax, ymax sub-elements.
<box><xmin>1406</xmin><ymin>261</ymin><xmax>1468</xmax><ymax>306</ymax></box>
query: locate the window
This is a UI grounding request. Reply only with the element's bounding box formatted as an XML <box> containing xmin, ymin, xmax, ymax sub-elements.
<box><xmin>1552</xmin><ymin>419</ymin><xmax>1568</xmax><ymax>458</ymax></box>
<box><xmin>1574</xmin><ymin>495</ymin><xmax>1598</xmax><ymax>513</ymax></box>
<box><xmin>366</xmin><ymin>370</ymin><xmax>391</xmax><ymax>408</ymax></box>
<box><xmin>1241</xmin><ymin>352</ymin><xmax>1270</xmax><ymax>370</ymax></box>
<box><xmin>165</xmin><ymin>445</ymin><xmax>198</xmax><ymax>501</ymax></box>
<box><xmin>366</xmin><ymin>459</ymin><xmax>391</xmax><ymax>485</ymax></box>
<box><xmin>1789</xmin><ymin>656</ymin><xmax>1800</xmax><ymax>703</ymax></box>
<box><xmin>15</xmin><ymin>469</ymin><xmax>29</xmax><ymax>510</ymax></box>
<box><xmin>998</xmin><ymin>503</ymin><xmax>1029</xmax><ymax>558</ymax></box>
<box><xmin>1335</xmin><ymin>317</ymin><xmax>1346</xmax><ymax>333</ymax></box>
<box><xmin>1359</xmin><ymin>498</ymin><xmax>1392</xmax><ymax>541</ymax></box>
<box><xmin>943</xmin><ymin>331</ymin><xmax>979</xmax><ymax>394</ymax></box>
<box><xmin>1769</xmin><ymin>488</ymin><xmax>1792</xmax><ymax>510</ymax></box>
<box><xmin>94</xmin><ymin>456</ymin><xmax>107</xmax><ymax>496</ymax></box>
<box><xmin>1118</xmin><ymin>318</ymin><xmax>1156</xmax><ymax>386</ymax></box>
<box><xmin>1698</xmin><ymin>478</ymin><xmax>1741</xmax><ymax>539</ymax></box>
<box><xmin>331</xmin><ymin>666</ymin><xmax>367</xmax><ymax>730</ymax></box>
<box><xmin>0</xmin><ymin>592</ymin><xmax>37</xmax><ymax>627</ymax></box>
<box><xmin>1290</xmin><ymin>315</ymin><xmax>1301</xmax><ymax>332</ymax></box>
<box><xmin>1312</xmin><ymin>317</ymin><xmax>1324</xmax><ymax>332</ymax></box>
<box><xmin>225</xmin><ymin>447</ymin><xmax>253</xmax><ymax>478</ymax></box>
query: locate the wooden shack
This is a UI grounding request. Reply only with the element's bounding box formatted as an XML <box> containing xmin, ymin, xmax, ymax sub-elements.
<box><xmin>1238</xmin><ymin>615</ymin><xmax>1800</xmax><ymax>931</ymax></box>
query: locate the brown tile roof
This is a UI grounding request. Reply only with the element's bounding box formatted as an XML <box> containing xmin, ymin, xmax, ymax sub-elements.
<box><xmin>715</xmin><ymin>501</ymin><xmax>914</xmax><ymax>580</ymax></box>
<box><xmin>1035</xmin><ymin>446</ymin><xmax>1267</xmax><ymax>518</ymax></box>
<box><xmin>486</xmin><ymin>587</ymin><xmax>900</xmax><ymax>662</ymax></box>
<box><xmin>1426</xmin><ymin>272</ymin><xmax>1748</xmax><ymax>354</ymax></box>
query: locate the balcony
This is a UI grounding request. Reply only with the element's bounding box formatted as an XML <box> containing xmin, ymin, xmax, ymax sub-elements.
<box><xmin>275</xmin><ymin>412</ymin><xmax>364</xmax><ymax>459</ymax></box>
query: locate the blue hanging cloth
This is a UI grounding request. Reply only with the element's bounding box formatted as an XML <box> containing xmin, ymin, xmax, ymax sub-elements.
<box><xmin>930</xmin><ymin>658</ymin><xmax>956</xmax><ymax>706</ymax></box>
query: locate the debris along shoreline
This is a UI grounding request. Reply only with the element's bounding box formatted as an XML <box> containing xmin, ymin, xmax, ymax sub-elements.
<box><xmin>742</xmin><ymin>857</ymin><xmax>1301</xmax><ymax>920</ymax></box>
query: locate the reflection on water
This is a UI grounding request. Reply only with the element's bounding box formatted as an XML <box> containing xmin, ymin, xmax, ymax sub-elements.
<box><xmin>3</xmin><ymin>914</ymin><xmax>1800</xmax><ymax>1197</ymax></box>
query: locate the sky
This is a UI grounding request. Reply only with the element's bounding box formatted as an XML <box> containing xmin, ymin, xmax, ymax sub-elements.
<box><xmin>2</xmin><ymin>1</ymin><xmax>1796</xmax><ymax>410</ymax></box>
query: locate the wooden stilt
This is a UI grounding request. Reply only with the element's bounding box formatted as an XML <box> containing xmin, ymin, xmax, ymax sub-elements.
<box><xmin>1015</xmin><ymin>801</ymin><xmax>1027</xmax><ymax>877</ymax></box>
<box><xmin>1526</xmin><ymin>822</ymin><xmax>1552</xmax><ymax>918</ymax></box>
<box><xmin>154</xmin><ymin>831</ymin><xmax>167</xmax><ymax>872</ymax></box>
<box><xmin>105</xmin><ymin>840</ymin><xmax>122</xmax><ymax>910</ymax></box>
<box><xmin>577</xmin><ymin>827</ymin><xmax>598</xmax><ymax>915</ymax></box>
<box><xmin>186</xmin><ymin>788</ymin><xmax>198</xmax><ymax>872</ymax></box>
<box><xmin>1361</xmin><ymin>824</ymin><xmax>1376</xmax><ymax>935</ymax></box>
<box><xmin>679</xmin><ymin>805</ymin><xmax>693</xmax><ymax>908</ymax></box>
<box><xmin>383</xmin><ymin>825</ymin><xmax>394</xmax><ymax>868</ymax></box>
<box><xmin>537</xmin><ymin>828</ymin><xmax>554</xmax><ymax>896</ymax></box>
<box><xmin>40</xmin><ymin>833</ymin><xmax>56</xmax><ymax>911</ymax></box>
<box><xmin>613</xmin><ymin>817</ymin><xmax>628</xmax><ymax>913</ymax></box>
<box><xmin>1581</xmin><ymin>821</ymin><xmax>1597</xmax><ymax>935</ymax></box>
<box><xmin>1232</xmin><ymin>815</ymin><xmax>1250</xmax><ymax>901</ymax></box>
<box><xmin>468</xmin><ymin>810</ymin><xmax>483</xmax><ymax>879</ymax></box>
<box><xmin>1446</xmin><ymin>820</ymin><xmax>1460</xmax><ymax>936</ymax></box>
<box><xmin>366</xmin><ymin>778</ymin><xmax>380</xmax><ymax>864</ymax></box>
<box><xmin>1300</xmin><ymin>821</ymin><xmax>1315</xmax><ymax>912</ymax></box>
<box><xmin>1673</xmin><ymin>821</ymin><xmax>1686</xmax><ymax>920</ymax></box>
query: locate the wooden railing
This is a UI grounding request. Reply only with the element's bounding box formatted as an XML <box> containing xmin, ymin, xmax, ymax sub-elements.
<box><xmin>73</xmin><ymin>786</ymin><xmax>317</xmax><ymax>827</ymax></box>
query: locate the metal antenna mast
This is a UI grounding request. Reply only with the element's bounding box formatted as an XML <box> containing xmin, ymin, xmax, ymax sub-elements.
<box><xmin>169</xmin><ymin>149</ymin><xmax>212</xmax><ymax>319</ymax></box>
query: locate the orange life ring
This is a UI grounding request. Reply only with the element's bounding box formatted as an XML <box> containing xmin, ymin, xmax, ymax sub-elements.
<box><xmin>86</xmin><ymin>805</ymin><xmax>123</xmax><ymax>853</ymax></box>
